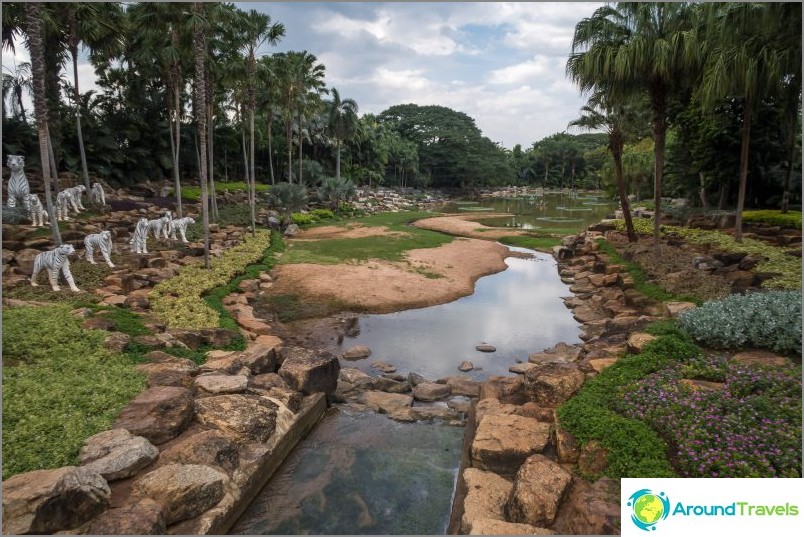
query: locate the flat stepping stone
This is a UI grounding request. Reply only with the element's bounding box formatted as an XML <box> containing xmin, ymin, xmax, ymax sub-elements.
<box><xmin>342</xmin><ymin>345</ymin><xmax>372</xmax><ymax>360</ymax></box>
<box><xmin>476</xmin><ymin>344</ymin><xmax>496</xmax><ymax>352</ymax></box>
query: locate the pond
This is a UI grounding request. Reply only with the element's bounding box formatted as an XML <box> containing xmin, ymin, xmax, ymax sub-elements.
<box><xmin>232</xmin><ymin>245</ymin><xmax>582</xmax><ymax>535</ymax></box>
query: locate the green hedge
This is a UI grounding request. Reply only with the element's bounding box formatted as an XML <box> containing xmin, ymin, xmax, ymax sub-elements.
<box><xmin>742</xmin><ymin>210</ymin><xmax>802</xmax><ymax>229</ymax></box>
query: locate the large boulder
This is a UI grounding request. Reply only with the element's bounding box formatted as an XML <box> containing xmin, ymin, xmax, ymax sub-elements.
<box><xmin>524</xmin><ymin>363</ymin><xmax>585</xmax><ymax>407</ymax></box>
<box><xmin>442</xmin><ymin>375</ymin><xmax>482</xmax><ymax>397</ymax></box>
<box><xmin>159</xmin><ymin>430</ymin><xmax>239</xmax><ymax>474</ymax></box>
<box><xmin>552</xmin><ymin>477</ymin><xmax>620</xmax><ymax>535</ymax></box>
<box><xmin>479</xmin><ymin>376</ymin><xmax>526</xmax><ymax>405</ymax></box>
<box><xmin>239</xmin><ymin>342</ymin><xmax>281</xmax><ymax>374</ymax></box>
<box><xmin>506</xmin><ymin>454</ymin><xmax>572</xmax><ymax>527</ymax></box>
<box><xmin>194</xmin><ymin>394</ymin><xmax>278</xmax><ymax>443</ymax></box>
<box><xmin>460</xmin><ymin>468</ymin><xmax>513</xmax><ymax>534</ymax></box>
<box><xmin>469</xmin><ymin>519</ymin><xmax>556</xmax><ymax>535</ymax></box>
<box><xmin>471</xmin><ymin>414</ymin><xmax>551</xmax><ymax>474</ymax></box>
<box><xmin>78</xmin><ymin>428</ymin><xmax>159</xmax><ymax>481</ymax></box>
<box><xmin>342</xmin><ymin>345</ymin><xmax>372</xmax><ymax>360</ymax></box>
<box><xmin>360</xmin><ymin>391</ymin><xmax>413</xmax><ymax>417</ymax></box>
<box><xmin>112</xmin><ymin>386</ymin><xmax>194</xmax><ymax>445</ymax></box>
<box><xmin>82</xmin><ymin>499</ymin><xmax>166</xmax><ymax>535</ymax></box>
<box><xmin>135</xmin><ymin>357</ymin><xmax>199</xmax><ymax>390</ymax></box>
<box><xmin>195</xmin><ymin>374</ymin><xmax>250</xmax><ymax>395</ymax></box>
<box><xmin>132</xmin><ymin>463</ymin><xmax>227</xmax><ymax>525</ymax></box>
<box><xmin>2</xmin><ymin>466</ymin><xmax>110</xmax><ymax>534</ymax></box>
<box><xmin>278</xmin><ymin>346</ymin><xmax>340</xmax><ymax>395</ymax></box>
<box><xmin>413</xmin><ymin>382</ymin><xmax>451</xmax><ymax>402</ymax></box>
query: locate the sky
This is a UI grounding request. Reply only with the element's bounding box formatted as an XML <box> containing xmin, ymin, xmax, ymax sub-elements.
<box><xmin>2</xmin><ymin>1</ymin><xmax>603</xmax><ymax>150</ymax></box>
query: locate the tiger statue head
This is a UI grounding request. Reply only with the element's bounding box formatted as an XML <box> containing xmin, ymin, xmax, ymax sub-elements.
<box><xmin>57</xmin><ymin>244</ymin><xmax>76</xmax><ymax>256</ymax></box>
<box><xmin>6</xmin><ymin>155</ymin><xmax>24</xmax><ymax>171</ymax></box>
<box><xmin>75</xmin><ymin>185</ymin><xmax>87</xmax><ymax>193</ymax></box>
<box><xmin>100</xmin><ymin>230</ymin><xmax>112</xmax><ymax>241</ymax></box>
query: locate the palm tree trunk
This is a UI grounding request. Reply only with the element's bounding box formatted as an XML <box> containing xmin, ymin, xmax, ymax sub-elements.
<box><xmin>612</xmin><ymin>135</ymin><xmax>636</xmax><ymax>242</ymax></box>
<box><xmin>242</xmin><ymin>123</ymin><xmax>249</xmax><ymax>183</ymax></box>
<box><xmin>734</xmin><ymin>101</ymin><xmax>752</xmax><ymax>242</ymax></box>
<box><xmin>47</xmin><ymin>126</ymin><xmax>60</xmax><ymax>192</ymax></box>
<box><xmin>336</xmin><ymin>137</ymin><xmax>341</xmax><ymax>181</ymax></box>
<box><xmin>71</xmin><ymin>46</ymin><xmax>90</xmax><ymax>190</ymax></box>
<box><xmin>193</xmin><ymin>2</ymin><xmax>210</xmax><ymax>268</ymax></box>
<box><xmin>781</xmin><ymin>121</ymin><xmax>796</xmax><ymax>214</ymax></box>
<box><xmin>207</xmin><ymin>98</ymin><xmax>218</xmax><ymax>221</ymax></box>
<box><xmin>267</xmin><ymin>112</ymin><xmax>275</xmax><ymax>185</ymax></box>
<box><xmin>650</xmin><ymin>81</ymin><xmax>667</xmax><ymax>244</ymax></box>
<box><xmin>249</xmin><ymin>102</ymin><xmax>257</xmax><ymax>236</ymax></box>
<box><xmin>698</xmin><ymin>172</ymin><xmax>709</xmax><ymax>210</ymax></box>
<box><xmin>173</xmin><ymin>80</ymin><xmax>183</xmax><ymax>218</ymax></box>
<box><xmin>286</xmin><ymin>120</ymin><xmax>292</xmax><ymax>183</ymax></box>
<box><xmin>26</xmin><ymin>2</ymin><xmax>61</xmax><ymax>245</ymax></box>
<box><xmin>297</xmin><ymin>110</ymin><xmax>303</xmax><ymax>186</ymax></box>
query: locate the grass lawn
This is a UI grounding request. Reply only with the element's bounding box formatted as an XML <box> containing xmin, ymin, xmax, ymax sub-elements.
<box><xmin>175</xmin><ymin>181</ymin><xmax>271</xmax><ymax>201</ymax></box>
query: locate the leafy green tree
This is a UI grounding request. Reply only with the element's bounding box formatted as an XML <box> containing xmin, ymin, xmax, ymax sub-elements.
<box><xmin>327</xmin><ymin>87</ymin><xmax>358</xmax><ymax>181</ymax></box>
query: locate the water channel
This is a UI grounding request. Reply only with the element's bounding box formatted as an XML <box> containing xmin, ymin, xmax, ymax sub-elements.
<box><xmin>232</xmin><ymin>192</ymin><xmax>615</xmax><ymax>535</ymax></box>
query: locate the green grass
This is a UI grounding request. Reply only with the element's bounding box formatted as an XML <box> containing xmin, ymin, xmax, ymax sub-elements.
<box><xmin>596</xmin><ymin>239</ymin><xmax>702</xmax><ymax>304</ymax></box>
<box><xmin>279</xmin><ymin>211</ymin><xmax>453</xmax><ymax>265</ymax></box>
<box><xmin>174</xmin><ymin>181</ymin><xmax>271</xmax><ymax>201</ymax></box>
<box><xmin>742</xmin><ymin>210</ymin><xmax>802</xmax><ymax>229</ymax></box>
<box><xmin>2</xmin><ymin>304</ymin><xmax>147</xmax><ymax>479</ymax></box>
<box><xmin>557</xmin><ymin>322</ymin><xmax>701</xmax><ymax>479</ymax></box>
<box><xmin>499</xmin><ymin>235</ymin><xmax>562</xmax><ymax>252</ymax></box>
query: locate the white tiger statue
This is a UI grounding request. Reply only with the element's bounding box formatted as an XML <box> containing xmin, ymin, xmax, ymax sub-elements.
<box><xmin>130</xmin><ymin>217</ymin><xmax>149</xmax><ymax>254</ymax></box>
<box><xmin>169</xmin><ymin>216</ymin><xmax>195</xmax><ymax>243</ymax></box>
<box><xmin>5</xmin><ymin>155</ymin><xmax>31</xmax><ymax>213</ymax></box>
<box><xmin>30</xmin><ymin>243</ymin><xmax>81</xmax><ymax>292</ymax></box>
<box><xmin>146</xmin><ymin>211</ymin><xmax>172</xmax><ymax>240</ymax></box>
<box><xmin>27</xmin><ymin>193</ymin><xmax>49</xmax><ymax>227</ymax></box>
<box><xmin>63</xmin><ymin>184</ymin><xmax>87</xmax><ymax>212</ymax></box>
<box><xmin>55</xmin><ymin>190</ymin><xmax>74</xmax><ymax>221</ymax></box>
<box><xmin>84</xmin><ymin>230</ymin><xmax>115</xmax><ymax>267</ymax></box>
<box><xmin>90</xmin><ymin>182</ymin><xmax>106</xmax><ymax>206</ymax></box>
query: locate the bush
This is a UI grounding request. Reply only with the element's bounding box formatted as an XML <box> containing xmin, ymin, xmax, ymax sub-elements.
<box><xmin>291</xmin><ymin>212</ymin><xmax>317</xmax><ymax>226</ymax></box>
<box><xmin>311</xmin><ymin>208</ymin><xmax>335</xmax><ymax>220</ymax></box>
<box><xmin>742</xmin><ymin>210</ymin><xmax>802</xmax><ymax>229</ymax></box>
<box><xmin>2</xmin><ymin>205</ymin><xmax>29</xmax><ymax>224</ymax></box>
<box><xmin>677</xmin><ymin>291</ymin><xmax>802</xmax><ymax>355</ymax></box>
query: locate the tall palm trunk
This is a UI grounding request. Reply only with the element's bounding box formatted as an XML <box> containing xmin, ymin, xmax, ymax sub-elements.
<box><xmin>335</xmin><ymin>137</ymin><xmax>341</xmax><ymax>181</ymax></box>
<box><xmin>47</xmin><ymin>127</ymin><xmax>60</xmax><ymax>191</ymax></box>
<box><xmin>26</xmin><ymin>2</ymin><xmax>61</xmax><ymax>245</ymax></box>
<box><xmin>206</xmin><ymin>79</ymin><xmax>218</xmax><ymax>221</ymax></box>
<box><xmin>781</xmin><ymin>121</ymin><xmax>796</xmax><ymax>214</ymax></box>
<box><xmin>612</xmin><ymin>132</ymin><xmax>636</xmax><ymax>242</ymax></box>
<box><xmin>249</xmin><ymin>105</ymin><xmax>256</xmax><ymax>235</ymax></box>
<box><xmin>70</xmin><ymin>41</ymin><xmax>90</xmax><ymax>190</ymax></box>
<box><xmin>286</xmin><ymin>119</ymin><xmax>293</xmax><ymax>183</ymax></box>
<box><xmin>650</xmin><ymin>80</ymin><xmax>667</xmax><ymax>244</ymax></box>
<box><xmin>297</xmin><ymin>109</ymin><xmax>303</xmax><ymax>186</ymax></box>
<box><xmin>171</xmin><ymin>72</ymin><xmax>183</xmax><ymax>218</ymax></box>
<box><xmin>193</xmin><ymin>2</ymin><xmax>210</xmax><ymax>268</ymax></box>
<box><xmin>734</xmin><ymin>100</ymin><xmax>752</xmax><ymax>242</ymax></box>
<box><xmin>267</xmin><ymin>110</ymin><xmax>275</xmax><ymax>185</ymax></box>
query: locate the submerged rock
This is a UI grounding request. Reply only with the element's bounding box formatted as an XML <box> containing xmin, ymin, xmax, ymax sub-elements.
<box><xmin>475</xmin><ymin>344</ymin><xmax>496</xmax><ymax>352</ymax></box>
<box><xmin>459</xmin><ymin>360</ymin><xmax>474</xmax><ymax>372</ymax></box>
<box><xmin>342</xmin><ymin>345</ymin><xmax>372</xmax><ymax>360</ymax></box>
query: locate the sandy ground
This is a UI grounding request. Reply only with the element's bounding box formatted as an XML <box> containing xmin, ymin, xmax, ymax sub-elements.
<box><xmin>411</xmin><ymin>213</ymin><xmax>528</xmax><ymax>240</ymax></box>
<box><xmin>268</xmin><ymin>238</ymin><xmax>529</xmax><ymax>313</ymax></box>
<box><xmin>293</xmin><ymin>224</ymin><xmax>408</xmax><ymax>241</ymax></box>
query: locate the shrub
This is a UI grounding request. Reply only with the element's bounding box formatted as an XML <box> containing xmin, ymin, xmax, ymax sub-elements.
<box><xmin>678</xmin><ymin>291</ymin><xmax>802</xmax><ymax>355</ymax></box>
<box><xmin>311</xmin><ymin>208</ymin><xmax>335</xmax><ymax>220</ymax></box>
<box><xmin>291</xmin><ymin>212</ymin><xmax>317</xmax><ymax>226</ymax></box>
<box><xmin>742</xmin><ymin>210</ymin><xmax>802</xmax><ymax>229</ymax></box>
<box><xmin>2</xmin><ymin>205</ymin><xmax>29</xmax><ymax>224</ymax></box>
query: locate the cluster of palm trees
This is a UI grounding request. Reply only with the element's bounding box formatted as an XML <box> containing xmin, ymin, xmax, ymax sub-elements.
<box><xmin>566</xmin><ymin>2</ymin><xmax>801</xmax><ymax>243</ymax></box>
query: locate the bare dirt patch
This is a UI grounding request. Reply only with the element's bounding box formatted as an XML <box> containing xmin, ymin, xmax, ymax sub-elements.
<box><xmin>266</xmin><ymin>238</ymin><xmax>525</xmax><ymax>313</ymax></box>
<box><xmin>411</xmin><ymin>213</ymin><xmax>527</xmax><ymax>240</ymax></box>
<box><xmin>294</xmin><ymin>224</ymin><xmax>408</xmax><ymax>241</ymax></box>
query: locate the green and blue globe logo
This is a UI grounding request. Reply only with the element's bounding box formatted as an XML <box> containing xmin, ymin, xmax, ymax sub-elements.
<box><xmin>628</xmin><ymin>489</ymin><xmax>671</xmax><ymax>531</ymax></box>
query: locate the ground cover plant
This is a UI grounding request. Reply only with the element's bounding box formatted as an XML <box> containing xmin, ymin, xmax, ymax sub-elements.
<box><xmin>174</xmin><ymin>181</ymin><xmax>271</xmax><ymax>201</ymax></box>
<box><xmin>1</xmin><ymin>304</ymin><xmax>146</xmax><ymax>479</ymax></box>
<box><xmin>742</xmin><ymin>210</ymin><xmax>802</xmax><ymax>228</ymax></box>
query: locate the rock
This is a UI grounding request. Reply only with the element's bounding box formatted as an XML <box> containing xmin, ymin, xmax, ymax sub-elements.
<box><xmin>528</xmin><ymin>342</ymin><xmax>582</xmax><ymax>364</ymax></box>
<box><xmin>168</xmin><ymin>330</ymin><xmax>204</xmax><ymax>350</ymax></box>
<box><xmin>679</xmin><ymin>378</ymin><xmax>727</xmax><ymax>392</ymax></box>
<box><xmin>572</xmin><ymin>305</ymin><xmax>606</xmax><ymax>323</ymax></box>
<box><xmin>283</xmin><ymin>223</ymin><xmax>300</xmax><ymax>236</ymax></box>
<box><xmin>731</xmin><ymin>350</ymin><xmax>791</xmax><ymax>368</ymax></box>
<box><xmin>78</xmin><ymin>429</ymin><xmax>158</xmax><ymax>481</ymax></box>
<box><xmin>407</xmin><ymin>372</ymin><xmax>429</xmax><ymax>386</ymax></box>
<box><xmin>664</xmin><ymin>301</ymin><xmax>697</xmax><ymax>318</ymax></box>
<box><xmin>588</xmin><ymin>358</ymin><xmax>618</xmax><ymax>372</ymax></box>
<box><xmin>195</xmin><ymin>374</ymin><xmax>250</xmax><ymax>395</ymax></box>
<box><xmin>373</xmin><ymin>376</ymin><xmax>411</xmax><ymax>393</ymax></box>
<box><xmin>509</xmin><ymin>363</ymin><xmax>537</xmax><ymax>375</ymax></box>
<box><xmin>339</xmin><ymin>368</ymin><xmax>375</xmax><ymax>388</ymax></box>
<box><xmin>475</xmin><ymin>344</ymin><xmax>496</xmax><ymax>352</ymax></box>
<box><xmin>1</xmin><ymin>466</ymin><xmax>110</xmax><ymax>535</ymax></box>
<box><xmin>342</xmin><ymin>345</ymin><xmax>372</xmax><ymax>360</ymax></box>
<box><xmin>201</xmin><ymin>352</ymin><xmax>242</xmax><ymax>374</ymax></box>
<box><xmin>249</xmin><ymin>373</ymin><xmax>288</xmax><ymax>391</ymax></box>
<box><xmin>413</xmin><ymin>382</ymin><xmax>451</xmax><ymax>402</ymax></box>
<box><xmin>132</xmin><ymin>463</ymin><xmax>227</xmax><ymax>524</ymax></box>
<box><xmin>278</xmin><ymin>347</ymin><xmax>340</xmax><ymax>395</ymax></box>
<box><xmin>458</xmin><ymin>360</ymin><xmax>474</xmax><ymax>372</ymax></box>
<box><xmin>103</xmin><ymin>332</ymin><xmax>131</xmax><ymax>353</ymax></box>
<box><xmin>554</xmin><ymin>424</ymin><xmax>580</xmax><ymax>464</ymax></box>
<box><xmin>112</xmin><ymin>386</ymin><xmax>194</xmax><ymax>445</ymax></box>
<box><xmin>552</xmin><ymin>478</ymin><xmax>620</xmax><ymax>535</ymax></box>
<box><xmin>82</xmin><ymin>317</ymin><xmax>117</xmax><ymax>331</ymax></box>
<box><xmin>360</xmin><ymin>391</ymin><xmax>412</xmax><ymax>417</ymax></box>
<box><xmin>627</xmin><ymin>332</ymin><xmax>656</xmax><ymax>354</ymax></box>
<box><xmin>159</xmin><ymin>430</ymin><xmax>239</xmax><ymax>474</ymax></box>
<box><xmin>479</xmin><ymin>376</ymin><xmax>526</xmax><ymax>405</ymax></box>
<box><xmin>264</xmin><ymin>386</ymin><xmax>303</xmax><ymax>413</ymax></box>
<box><xmin>239</xmin><ymin>343</ymin><xmax>280</xmax><ymax>374</ymax></box>
<box><xmin>460</xmin><ymin>468</ymin><xmax>513</xmax><ymax>533</ymax></box>
<box><xmin>578</xmin><ymin>441</ymin><xmax>608</xmax><ymax>477</ymax></box>
<box><xmin>371</xmin><ymin>360</ymin><xmax>397</xmax><ymax>373</ymax></box>
<box><xmin>83</xmin><ymin>499</ymin><xmax>166</xmax><ymax>535</ymax></box>
<box><xmin>199</xmin><ymin>328</ymin><xmax>238</xmax><ymax>347</ymax></box>
<box><xmin>471</xmin><ymin>414</ymin><xmax>551</xmax><ymax>474</ymax></box>
<box><xmin>442</xmin><ymin>375</ymin><xmax>482</xmax><ymax>397</ymax></box>
<box><xmin>524</xmin><ymin>363</ymin><xmax>585</xmax><ymax>407</ymax></box>
<box><xmin>506</xmin><ymin>454</ymin><xmax>572</xmax><ymax>527</ymax></box>
<box><xmin>470</xmin><ymin>519</ymin><xmax>556</xmax><ymax>535</ymax></box>
<box><xmin>136</xmin><ymin>357</ymin><xmax>199</xmax><ymax>390</ymax></box>
<box><xmin>194</xmin><ymin>394</ymin><xmax>278</xmax><ymax>443</ymax></box>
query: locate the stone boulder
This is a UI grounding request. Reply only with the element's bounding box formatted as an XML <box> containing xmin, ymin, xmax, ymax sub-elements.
<box><xmin>578</xmin><ymin>441</ymin><xmax>609</xmax><ymax>477</ymax></box>
<box><xmin>159</xmin><ymin>430</ymin><xmax>239</xmax><ymax>474</ymax></box>
<box><xmin>528</xmin><ymin>342</ymin><xmax>582</xmax><ymax>364</ymax></box>
<box><xmin>264</xmin><ymin>386</ymin><xmax>303</xmax><ymax>413</ymax></box>
<box><xmin>524</xmin><ymin>363</ymin><xmax>585</xmax><ymax>407</ymax></box>
<box><xmin>2</xmin><ymin>466</ymin><xmax>110</xmax><ymax>534</ymax></box>
<box><xmin>371</xmin><ymin>360</ymin><xmax>397</xmax><ymax>373</ymax></box>
<box><xmin>476</xmin><ymin>344</ymin><xmax>496</xmax><ymax>352</ymax></box>
<box><xmin>360</xmin><ymin>391</ymin><xmax>413</xmax><ymax>421</ymax></box>
<box><xmin>460</xmin><ymin>468</ymin><xmax>513</xmax><ymax>533</ymax></box>
<box><xmin>132</xmin><ymin>463</ymin><xmax>227</xmax><ymax>524</ymax></box>
<box><xmin>664</xmin><ymin>301</ymin><xmax>697</xmax><ymax>318</ymax></box>
<box><xmin>239</xmin><ymin>342</ymin><xmax>281</xmax><ymax>374</ymax></box>
<box><xmin>627</xmin><ymin>332</ymin><xmax>656</xmax><ymax>354</ymax></box>
<box><xmin>442</xmin><ymin>375</ymin><xmax>482</xmax><ymax>397</ymax></box>
<box><xmin>82</xmin><ymin>499</ymin><xmax>166</xmax><ymax>535</ymax></box>
<box><xmin>731</xmin><ymin>350</ymin><xmax>791</xmax><ymax>368</ymax></box>
<box><xmin>506</xmin><ymin>454</ymin><xmax>572</xmax><ymax>527</ymax></box>
<box><xmin>471</xmin><ymin>414</ymin><xmax>551</xmax><ymax>474</ymax></box>
<box><xmin>479</xmin><ymin>376</ymin><xmax>526</xmax><ymax>405</ymax></box>
<box><xmin>279</xmin><ymin>347</ymin><xmax>340</xmax><ymax>395</ymax></box>
<box><xmin>413</xmin><ymin>382</ymin><xmax>451</xmax><ymax>402</ymax></box>
<box><xmin>200</xmin><ymin>353</ymin><xmax>243</xmax><ymax>375</ymax></box>
<box><xmin>458</xmin><ymin>360</ymin><xmax>474</xmax><ymax>372</ymax></box>
<box><xmin>78</xmin><ymin>429</ymin><xmax>159</xmax><ymax>481</ymax></box>
<box><xmin>195</xmin><ymin>374</ymin><xmax>250</xmax><ymax>395</ymax></box>
<box><xmin>552</xmin><ymin>478</ymin><xmax>620</xmax><ymax>535</ymax></box>
<box><xmin>342</xmin><ymin>345</ymin><xmax>372</xmax><ymax>360</ymax></box>
<box><xmin>194</xmin><ymin>394</ymin><xmax>278</xmax><ymax>443</ymax></box>
<box><xmin>103</xmin><ymin>332</ymin><xmax>131</xmax><ymax>353</ymax></box>
<box><xmin>469</xmin><ymin>519</ymin><xmax>556</xmax><ymax>535</ymax></box>
<box><xmin>135</xmin><ymin>357</ymin><xmax>198</xmax><ymax>390</ymax></box>
<box><xmin>112</xmin><ymin>386</ymin><xmax>194</xmax><ymax>445</ymax></box>
<box><xmin>249</xmin><ymin>372</ymin><xmax>289</xmax><ymax>391</ymax></box>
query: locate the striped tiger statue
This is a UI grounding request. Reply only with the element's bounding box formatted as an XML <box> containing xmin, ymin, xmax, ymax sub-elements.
<box><xmin>5</xmin><ymin>155</ymin><xmax>31</xmax><ymax>213</ymax></box>
<box><xmin>169</xmin><ymin>216</ymin><xmax>195</xmax><ymax>243</ymax></box>
<box><xmin>84</xmin><ymin>230</ymin><xmax>115</xmax><ymax>267</ymax></box>
<box><xmin>146</xmin><ymin>211</ymin><xmax>172</xmax><ymax>240</ymax></box>
<box><xmin>27</xmin><ymin>193</ymin><xmax>49</xmax><ymax>227</ymax></box>
<box><xmin>30</xmin><ymin>243</ymin><xmax>81</xmax><ymax>292</ymax></box>
<box><xmin>130</xmin><ymin>217</ymin><xmax>149</xmax><ymax>254</ymax></box>
<box><xmin>55</xmin><ymin>190</ymin><xmax>74</xmax><ymax>221</ymax></box>
<box><xmin>90</xmin><ymin>182</ymin><xmax>106</xmax><ymax>206</ymax></box>
<box><xmin>64</xmin><ymin>184</ymin><xmax>87</xmax><ymax>212</ymax></box>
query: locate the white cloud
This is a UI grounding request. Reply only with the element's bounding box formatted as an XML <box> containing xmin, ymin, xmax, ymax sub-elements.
<box><xmin>488</xmin><ymin>56</ymin><xmax>551</xmax><ymax>85</ymax></box>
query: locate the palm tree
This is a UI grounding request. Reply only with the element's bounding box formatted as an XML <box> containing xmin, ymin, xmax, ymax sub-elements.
<box><xmin>192</xmin><ymin>2</ymin><xmax>210</xmax><ymax>268</ymax></box>
<box><xmin>568</xmin><ymin>2</ymin><xmax>698</xmax><ymax>242</ymax></box>
<box><xmin>698</xmin><ymin>2</ymin><xmax>797</xmax><ymax>240</ymax></box>
<box><xmin>257</xmin><ymin>56</ymin><xmax>283</xmax><ymax>185</ymax></box>
<box><xmin>267</xmin><ymin>182</ymin><xmax>308</xmax><ymax>226</ymax></box>
<box><xmin>327</xmin><ymin>87</ymin><xmax>359</xmax><ymax>181</ymax></box>
<box><xmin>317</xmin><ymin>176</ymin><xmax>356</xmax><ymax>212</ymax></box>
<box><xmin>25</xmin><ymin>2</ymin><xmax>61</xmax><ymax>245</ymax></box>
<box><xmin>1</xmin><ymin>60</ymin><xmax>31</xmax><ymax>122</ymax></box>
<box><xmin>569</xmin><ymin>91</ymin><xmax>644</xmax><ymax>242</ymax></box>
